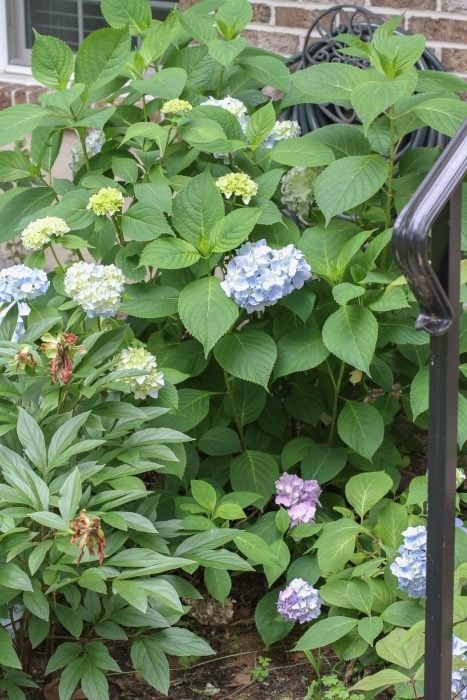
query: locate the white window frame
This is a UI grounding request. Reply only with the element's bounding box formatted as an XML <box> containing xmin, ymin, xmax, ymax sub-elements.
<box><xmin>0</xmin><ymin>0</ymin><xmax>38</xmax><ymax>82</ymax></box>
<box><xmin>0</xmin><ymin>0</ymin><xmax>176</xmax><ymax>84</ymax></box>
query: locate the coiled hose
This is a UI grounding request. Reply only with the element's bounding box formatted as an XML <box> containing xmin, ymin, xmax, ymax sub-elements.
<box><xmin>283</xmin><ymin>18</ymin><xmax>445</xmax><ymax>159</ymax></box>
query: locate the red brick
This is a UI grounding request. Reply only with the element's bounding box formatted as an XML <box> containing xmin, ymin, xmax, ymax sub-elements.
<box><xmin>441</xmin><ymin>47</ymin><xmax>467</xmax><ymax>73</ymax></box>
<box><xmin>408</xmin><ymin>16</ymin><xmax>466</xmax><ymax>44</ymax></box>
<box><xmin>243</xmin><ymin>28</ymin><xmax>300</xmax><ymax>55</ymax></box>
<box><xmin>252</xmin><ymin>3</ymin><xmax>272</xmax><ymax>23</ymax></box>
<box><xmin>275</xmin><ymin>6</ymin><xmax>321</xmax><ymax>28</ymax></box>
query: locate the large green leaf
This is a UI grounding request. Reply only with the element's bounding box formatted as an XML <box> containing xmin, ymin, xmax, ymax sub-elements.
<box><xmin>269</xmin><ymin>134</ymin><xmax>335</xmax><ymax>167</ymax></box>
<box><xmin>351</xmin><ymin>70</ymin><xmax>417</xmax><ymax>133</ymax></box>
<box><xmin>178</xmin><ymin>276</ymin><xmax>238</xmax><ymax>356</ymax></box>
<box><xmin>121</xmin><ymin>202</ymin><xmax>173</xmax><ymax>241</ymax></box>
<box><xmin>410</xmin><ymin>366</ymin><xmax>429</xmax><ymax>420</ymax></box>
<box><xmin>246</xmin><ymin>101</ymin><xmax>275</xmax><ymax>149</ymax></box>
<box><xmin>0</xmin><ymin>187</ymin><xmax>56</xmax><ymax>243</ymax></box>
<box><xmin>172</xmin><ymin>171</ymin><xmax>224</xmax><ymax>247</ymax></box>
<box><xmin>75</xmin><ymin>27</ymin><xmax>131</xmax><ymax>89</ymax></box>
<box><xmin>17</xmin><ymin>408</ymin><xmax>46</xmax><ymax>471</ymax></box>
<box><xmin>412</xmin><ymin>97</ymin><xmax>467</xmax><ymax>137</ymax></box>
<box><xmin>294</xmin><ymin>616</ymin><xmax>358</xmax><ymax>650</ymax></box>
<box><xmin>237</xmin><ymin>55</ymin><xmax>291</xmax><ymax>92</ymax></box>
<box><xmin>374</xmin><ymin>501</ymin><xmax>408</xmax><ymax>548</ymax></box>
<box><xmin>337</xmin><ymin>401</ymin><xmax>384</xmax><ymax>460</ymax></box>
<box><xmin>0</xmin><ymin>151</ymin><xmax>33</xmax><ymax>180</ymax></box>
<box><xmin>255</xmin><ymin>590</ymin><xmax>294</xmax><ymax>647</ymax></box>
<box><xmin>315</xmin><ymin>519</ymin><xmax>362</xmax><ymax>576</ymax></box>
<box><xmin>345</xmin><ymin>471</ymin><xmax>393</xmax><ymax>517</ymax></box>
<box><xmin>323</xmin><ymin>306</ymin><xmax>377</xmax><ymax>374</ymax></box>
<box><xmin>307</xmin><ymin>124</ymin><xmax>371</xmax><ymax>158</ymax></box>
<box><xmin>209</xmin><ymin>207</ymin><xmax>261</xmax><ymax>253</ymax></box>
<box><xmin>230</xmin><ymin>450</ymin><xmax>278</xmax><ymax>507</ymax></box>
<box><xmin>141</xmin><ymin>238</ymin><xmax>201</xmax><ymax>269</ymax></box>
<box><xmin>214</xmin><ymin>330</ymin><xmax>277</xmax><ymax>389</ymax></box>
<box><xmin>352</xmin><ymin>669</ymin><xmax>411</xmax><ymax>692</ymax></box>
<box><xmin>0</xmin><ymin>628</ymin><xmax>22</xmax><ymax>669</ymax></box>
<box><xmin>120</xmin><ymin>283</ymin><xmax>179</xmax><ymax>319</ymax></box>
<box><xmin>101</xmin><ymin>0</ymin><xmax>152</xmax><ymax>33</ymax></box>
<box><xmin>290</xmin><ymin>63</ymin><xmax>362</xmax><ymax>106</ymax></box>
<box><xmin>132</xmin><ymin>67</ymin><xmax>187</xmax><ymax>99</ymax></box>
<box><xmin>31</xmin><ymin>31</ymin><xmax>74</xmax><ymax>90</ymax></box>
<box><xmin>300</xmin><ymin>223</ymin><xmax>356</xmax><ymax>283</ymax></box>
<box><xmin>301</xmin><ymin>444</ymin><xmax>347</xmax><ymax>484</ymax></box>
<box><xmin>0</xmin><ymin>104</ymin><xmax>52</xmax><ymax>148</ymax></box>
<box><xmin>315</xmin><ymin>155</ymin><xmax>389</xmax><ymax>225</ymax></box>
<box><xmin>273</xmin><ymin>327</ymin><xmax>329</xmax><ymax>379</ymax></box>
<box><xmin>131</xmin><ymin>638</ymin><xmax>169</xmax><ymax>695</ymax></box>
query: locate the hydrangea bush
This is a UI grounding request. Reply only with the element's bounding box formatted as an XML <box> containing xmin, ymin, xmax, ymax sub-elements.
<box><xmin>0</xmin><ymin>0</ymin><xmax>466</xmax><ymax>698</ymax></box>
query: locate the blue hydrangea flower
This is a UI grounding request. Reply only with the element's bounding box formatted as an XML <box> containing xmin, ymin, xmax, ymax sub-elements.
<box><xmin>64</xmin><ymin>262</ymin><xmax>125</xmax><ymax>318</ymax></box>
<box><xmin>0</xmin><ymin>265</ymin><xmax>49</xmax><ymax>304</ymax></box>
<box><xmin>221</xmin><ymin>240</ymin><xmax>312</xmax><ymax>313</ymax></box>
<box><xmin>70</xmin><ymin>128</ymin><xmax>105</xmax><ymax>174</ymax></box>
<box><xmin>452</xmin><ymin>635</ymin><xmax>467</xmax><ymax>699</ymax></box>
<box><xmin>277</xmin><ymin>578</ymin><xmax>322</xmax><ymax>624</ymax></box>
<box><xmin>390</xmin><ymin>526</ymin><xmax>427</xmax><ymax>599</ymax></box>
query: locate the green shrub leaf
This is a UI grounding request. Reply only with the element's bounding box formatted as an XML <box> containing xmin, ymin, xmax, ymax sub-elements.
<box><xmin>178</xmin><ymin>276</ymin><xmax>238</xmax><ymax>356</ymax></box>
<box><xmin>214</xmin><ymin>331</ymin><xmax>277</xmax><ymax>389</ymax></box>
<box><xmin>323</xmin><ymin>306</ymin><xmax>378</xmax><ymax>374</ymax></box>
<box><xmin>31</xmin><ymin>31</ymin><xmax>74</xmax><ymax>90</ymax></box>
<box><xmin>337</xmin><ymin>402</ymin><xmax>384</xmax><ymax>460</ymax></box>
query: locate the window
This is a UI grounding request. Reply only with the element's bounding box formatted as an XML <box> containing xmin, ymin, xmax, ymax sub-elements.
<box><xmin>5</xmin><ymin>0</ymin><xmax>177</xmax><ymax>66</ymax></box>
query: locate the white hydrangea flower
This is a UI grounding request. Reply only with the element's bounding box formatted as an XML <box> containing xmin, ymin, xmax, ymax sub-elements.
<box><xmin>116</xmin><ymin>346</ymin><xmax>165</xmax><ymax>400</ymax></box>
<box><xmin>263</xmin><ymin>119</ymin><xmax>301</xmax><ymax>148</ymax></box>
<box><xmin>64</xmin><ymin>262</ymin><xmax>125</xmax><ymax>318</ymax></box>
<box><xmin>21</xmin><ymin>216</ymin><xmax>70</xmax><ymax>251</ymax></box>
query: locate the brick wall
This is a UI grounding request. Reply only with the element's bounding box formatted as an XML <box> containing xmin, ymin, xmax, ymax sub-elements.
<box><xmin>0</xmin><ymin>0</ymin><xmax>465</xmax><ymax>112</ymax></box>
<box><xmin>243</xmin><ymin>0</ymin><xmax>467</xmax><ymax>75</ymax></box>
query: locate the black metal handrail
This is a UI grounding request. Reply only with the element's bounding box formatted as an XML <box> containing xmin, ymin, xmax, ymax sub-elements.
<box><xmin>393</xmin><ymin>119</ymin><xmax>466</xmax><ymax>700</ymax></box>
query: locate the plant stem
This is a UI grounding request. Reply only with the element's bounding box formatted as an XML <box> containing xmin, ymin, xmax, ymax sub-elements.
<box><xmin>49</xmin><ymin>244</ymin><xmax>64</xmax><ymax>272</ymax></box>
<box><xmin>113</xmin><ymin>215</ymin><xmax>126</xmax><ymax>246</ymax></box>
<box><xmin>384</xmin><ymin>106</ymin><xmax>397</xmax><ymax>230</ymax></box>
<box><xmin>77</xmin><ymin>128</ymin><xmax>91</xmax><ymax>171</ymax></box>
<box><xmin>328</xmin><ymin>360</ymin><xmax>345</xmax><ymax>446</ymax></box>
<box><xmin>224</xmin><ymin>370</ymin><xmax>245</xmax><ymax>448</ymax></box>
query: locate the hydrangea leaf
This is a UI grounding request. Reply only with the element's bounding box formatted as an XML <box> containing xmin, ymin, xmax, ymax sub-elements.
<box><xmin>178</xmin><ymin>276</ymin><xmax>238</xmax><ymax>357</ymax></box>
<box><xmin>214</xmin><ymin>330</ymin><xmax>277</xmax><ymax>390</ymax></box>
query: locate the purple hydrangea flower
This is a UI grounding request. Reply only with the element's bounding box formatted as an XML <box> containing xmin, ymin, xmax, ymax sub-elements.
<box><xmin>390</xmin><ymin>526</ymin><xmax>427</xmax><ymax>599</ymax></box>
<box><xmin>452</xmin><ymin>635</ymin><xmax>467</xmax><ymax>699</ymax></box>
<box><xmin>275</xmin><ymin>473</ymin><xmax>321</xmax><ymax>527</ymax></box>
<box><xmin>221</xmin><ymin>240</ymin><xmax>312</xmax><ymax>314</ymax></box>
<box><xmin>277</xmin><ymin>578</ymin><xmax>322</xmax><ymax>624</ymax></box>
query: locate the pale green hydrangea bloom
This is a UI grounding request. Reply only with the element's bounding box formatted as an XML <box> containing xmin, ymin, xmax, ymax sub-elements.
<box><xmin>456</xmin><ymin>468</ymin><xmax>465</xmax><ymax>488</ymax></box>
<box><xmin>161</xmin><ymin>99</ymin><xmax>192</xmax><ymax>114</ymax></box>
<box><xmin>280</xmin><ymin>166</ymin><xmax>320</xmax><ymax>217</ymax></box>
<box><xmin>87</xmin><ymin>187</ymin><xmax>124</xmax><ymax>216</ymax></box>
<box><xmin>216</xmin><ymin>172</ymin><xmax>258</xmax><ymax>205</ymax></box>
<box><xmin>116</xmin><ymin>346</ymin><xmax>165</xmax><ymax>400</ymax></box>
<box><xmin>21</xmin><ymin>216</ymin><xmax>70</xmax><ymax>250</ymax></box>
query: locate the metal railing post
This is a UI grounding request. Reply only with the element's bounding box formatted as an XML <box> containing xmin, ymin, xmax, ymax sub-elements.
<box><xmin>424</xmin><ymin>190</ymin><xmax>461</xmax><ymax>698</ymax></box>
<box><xmin>392</xmin><ymin>120</ymin><xmax>466</xmax><ymax>700</ymax></box>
